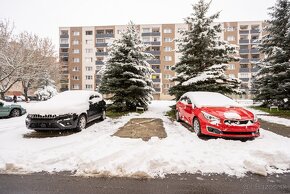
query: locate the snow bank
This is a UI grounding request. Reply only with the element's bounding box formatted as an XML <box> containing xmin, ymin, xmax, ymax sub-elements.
<box><xmin>184</xmin><ymin>92</ymin><xmax>240</xmax><ymax>108</ymax></box>
<box><xmin>0</xmin><ymin>101</ymin><xmax>290</xmax><ymax>178</ymax></box>
<box><xmin>26</xmin><ymin>90</ymin><xmax>102</xmax><ymax>115</ymax></box>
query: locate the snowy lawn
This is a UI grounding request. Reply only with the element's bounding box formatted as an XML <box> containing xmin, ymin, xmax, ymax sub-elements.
<box><xmin>0</xmin><ymin>101</ymin><xmax>290</xmax><ymax>178</ymax></box>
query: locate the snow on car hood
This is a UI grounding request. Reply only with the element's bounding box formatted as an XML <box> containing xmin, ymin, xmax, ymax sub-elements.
<box><xmin>26</xmin><ymin>90</ymin><xmax>102</xmax><ymax>115</ymax></box>
<box><xmin>201</xmin><ymin>107</ymin><xmax>254</xmax><ymax>120</ymax></box>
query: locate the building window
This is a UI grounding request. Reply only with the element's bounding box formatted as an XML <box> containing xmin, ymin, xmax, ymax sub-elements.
<box><xmin>164</xmin><ymin>47</ymin><xmax>172</xmax><ymax>52</ymax></box>
<box><xmin>72</xmin><ymin>67</ymin><xmax>80</xmax><ymax>71</ymax></box>
<box><xmin>142</xmin><ymin>37</ymin><xmax>150</xmax><ymax>42</ymax></box>
<box><xmin>73</xmin><ymin>40</ymin><xmax>79</xmax><ymax>45</ymax></box>
<box><xmin>225</xmin><ymin>26</ymin><xmax>235</xmax><ymax>32</ymax></box>
<box><xmin>164</xmin><ymin>65</ymin><xmax>171</xmax><ymax>70</ymax></box>
<box><xmin>164</xmin><ymin>37</ymin><xmax>172</xmax><ymax>42</ymax></box>
<box><xmin>73</xmin><ymin>58</ymin><xmax>80</xmax><ymax>63</ymax></box>
<box><xmin>227</xmin><ymin>36</ymin><xmax>235</xmax><ymax>41</ymax></box>
<box><xmin>153</xmin><ymin>37</ymin><xmax>160</xmax><ymax>42</ymax></box>
<box><xmin>86</xmin><ymin>66</ymin><xmax>93</xmax><ymax>71</ymax></box>
<box><xmin>228</xmin><ymin>64</ymin><xmax>235</xmax><ymax>70</ymax></box>
<box><xmin>240</xmin><ymin>25</ymin><xmax>249</xmax><ymax>30</ymax></box>
<box><xmin>86</xmin><ymin>31</ymin><xmax>93</xmax><ymax>35</ymax></box>
<box><xmin>73</xmin><ymin>49</ymin><xmax>80</xmax><ymax>54</ymax></box>
<box><xmin>85</xmin><ymin>48</ymin><xmax>93</xmax><ymax>53</ymax></box>
<box><xmin>163</xmin><ymin>84</ymin><xmax>171</xmax><ymax>89</ymax></box>
<box><xmin>73</xmin><ymin>31</ymin><xmax>80</xmax><ymax>36</ymax></box>
<box><xmin>240</xmin><ymin>73</ymin><xmax>249</xmax><ymax>78</ymax></box>
<box><xmin>72</xmin><ymin>76</ymin><xmax>79</xmax><ymax>80</ymax></box>
<box><xmin>85</xmin><ymin>57</ymin><xmax>93</xmax><ymax>62</ymax></box>
<box><xmin>60</xmin><ymin>30</ymin><xmax>68</xmax><ymax>35</ymax></box>
<box><xmin>164</xmin><ymin>56</ymin><xmax>172</xmax><ymax>61</ymax></box>
<box><xmin>240</xmin><ymin>64</ymin><xmax>248</xmax><ymax>68</ymax></box>
<box><xmin>72</xmin><ymin>84</ymin><xmax>80</xmax><ymax>89</ymax></box>
<box><xmin>142</xmin><ymin>28</ymin><xmax>150</xmax><ymax>33</ymax></box>
<box><xmin>163</xmin><ymin>28</ymin><xmax>172</xmax><ymax>33</ymax></box>
<box><xmin>85</xmin><ymin>84</ymin><xmax>93</xmax><ymax>89</ymax></box>
<box><xmin>164</xmin><ymin>74</ymin><xmax>172</xmax><ymax>79</ymax></box>
<box><xmin>60</xmin><ymin>38</ymin><xmax>69</xmax><ymax>44</ymax></box>
<box><xmin>86</xmin><ymin>39</ymin><xmax>92</xmax><ymax>44</ymax></box>
<box><xmin>86</xmin><ymin>75</ymin><xmax>93</xmax><ymax>80</ymax></box>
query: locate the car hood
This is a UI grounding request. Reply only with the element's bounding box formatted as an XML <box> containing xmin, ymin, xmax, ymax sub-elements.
<box><xmin>200</xmin><ymin>107</ymin><xmax>254</xmax><ymax>120</ymax></box>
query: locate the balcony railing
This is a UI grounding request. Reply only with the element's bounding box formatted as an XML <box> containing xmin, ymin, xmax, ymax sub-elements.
<box><xmin>60</xmin><ymin>34</ymin><xmax>69</xmax><ymax>38</ymax></box>
<box><xmin>95</xmin><ymin>61</ymin><xmax>105</xmax><ymax>65</ymax></box>
<box><xmin>251</xmin><ymin>49</ymin><xmax>259</xmax><ymax>53</ymax></box>
<box><xmin>239</xmin><ymin>68</ymin><xmax>250</xmax><ymax>72</ymax></box>
<box><xmin>240</xmin><ymin>58</ymin><xmax>249</xmax><ymax>63</ymax></box>
<box><xmin>239</xmin><ymin>49</ymin><xmax>250</xmax><ymax>54</ymax></box>
<box><xmin>95</xmin><ymin>33</ymin><xmax>114</xmax><ymax>38</ymax></box>
<box><xmin>251</xmin><ymin>67</ymin><xmax>260</xmax><ymax>72</ymax></box>
<box><xmin>250</xmin><ymin>58</ymin><xmax>259</xmax><ymax>62</ymax></box>
<box><xmin>146</xmin><ymin>50</ymin><xmax>161</xmax><ymax>55</ymax></box>
<box><xmin>95</xmin><ymin>52</ymin><xmax>108</xmax><ymax>56</ymax></box>
<box><xmin>239</xmin><ymin>78</ymin><xmax>250</xmax><ymax>82</ymax></box>
<box><xmin>152</xmin><ymin>78</ymin><xmax>161</xmax><ymax>82</ymax></box>
<box><xmin>239</xmin><ymin>39</ymin><xmax>249</xmax><ymax>44</ymax></box>
<box><xmin>152</xmin><ymin>68</ymin><xmax>161</xmax><ymax>73</ymax></box>
<box><xmin>143</xmin><ymin>41</ymin><xmax>161</xmax><ymax>46</ymax></box>
<box><xmin>147</xmin><ymin>59</ymin><xmax>161</xmax><ymax>64</ymax></box>
<box><xmin>96</xmin><ymin>43</ymin><xmax>108</xmax><ymax>47</ymax></box>
<box><xmin>142</xmin><ymin>32</ymin><xmax>161</xmax><ymax>36</ymax></box>
<box><xmin>239</xmin><ymin>30</ymin><xmax>249</xmax><ymax>34</ymax></box>
<box><xmin>250</xmin><ymin>29</ymin><xmax>260</xmax><ymax>34</ymax></box>
<box><xmin>60</xmin><ymin>44</ymin><xmax>69</xmax><ymax>48</ymax></box>
<box><xmin>59</xmin><ymin>52</ymin><xmax>69</xmax><ymax>57</ymax></box>
<box><xmin>153</xmin><ymin>88</ymin><xmax>161</xmax><ymax>92</ymax></box>
<box><xmin>60</xmin><ymin>79</ymin><xmax>69</xmax><ymax>84</ymax></box>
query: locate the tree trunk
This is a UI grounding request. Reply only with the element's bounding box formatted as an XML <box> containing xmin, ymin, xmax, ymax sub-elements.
<box><xmin>23</xmin><ymin>87</ymin><xmax>28</xmax><ymax>102</ymax></box>
<box><xmin>0</xmin><ymin>92</ymin><xmax>4</xmax><ymax>100</ymax></box>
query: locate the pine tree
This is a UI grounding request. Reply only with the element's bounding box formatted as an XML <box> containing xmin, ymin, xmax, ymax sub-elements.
<box><xmin>99</xmin><ymin>22</ymin><xmax>154</xmax><ymax>111</ymax></box>
<box><xmin>253</xmin><ymin>0</ymin><xmax>290</xmax><ymax>108</ymax></box>
<box><xmin>169</xmin><ymin>0</ymin><xmax>240</xmax><ymax>100</ymax></box>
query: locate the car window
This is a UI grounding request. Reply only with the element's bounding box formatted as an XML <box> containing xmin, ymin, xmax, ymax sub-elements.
<box><xmin>186</xmin><ymin>98</ymin><xmax>192</xmax><ymax>104</ymax></box>
<box><xmin>180</xmin><ymin>96</ymin><xmax>187</xmax><ymax>103</ymax></box>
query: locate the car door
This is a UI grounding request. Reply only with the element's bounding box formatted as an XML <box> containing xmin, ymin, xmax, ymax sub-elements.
<box><xmin>87</xmin><ymin>95</ymin><xmax>100</xmax><ymax>122</ymax></box>
<box><xmin>177</xmin><ymin>96</ymin><xmax>187</xmax><ymax>121</ymax></box>
<box><xmin>0</xmin><ymin>102</ymin><xmax>10</xmax><ymax>117</ymax></box>
<box><xmin>183</xmin><ymin>97</ymin><xmax>194</xmax><ymax>124</ymax></box>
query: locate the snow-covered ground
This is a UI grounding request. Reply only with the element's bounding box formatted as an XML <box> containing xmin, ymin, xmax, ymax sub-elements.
<box><xmin>0</xmin><ymin>101</ymin><xmax>290</xmax><ymax>178</ymax></box>
<box><xmin>246</xmin><ymin>107</ymin><xmax>290</xmax><ymax>127</ymax></box>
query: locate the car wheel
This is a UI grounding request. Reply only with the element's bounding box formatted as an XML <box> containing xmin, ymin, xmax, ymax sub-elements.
<box><xmin>193</xmin><ymin>117</ymin><xmax>203</xmax><ymax>137</ymax></box>
<box><xmin>10</xmin><ymin>109</ymin><xmax>21</xmax><ymax>117</ymax></box>
<box><xmin>76</xmin><ymin>114</ymin><xmax>87</xmax><ymax>131</ymax></box>
<box><xmin>176</xmin><ymin>110</ymin><xmax>181</xmax><ymax>122</ymax></box>
<box><xmin>100</xmin><ymin>110</ymin><xmax>106</xmax><ymax>121</ymax></box>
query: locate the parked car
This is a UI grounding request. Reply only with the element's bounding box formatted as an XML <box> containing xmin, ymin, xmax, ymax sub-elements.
<box><xmin>0</xmin><ymin>100</ymin><xmax>27</xmax><ymax>117</ymax></box>
<box><xmin>176</xmin><ymin>92</ymin><xmax>260</xmax><ymax>139</ymax></box>
<box><xmin>4</xmin><ymin>96</ymin><xmax>13</xmax><ymax>102</ymax></box>
<box><xmin>25</xmin><ymin>90</ymin><xmax>106</xmax><ymax>131</ymax></box>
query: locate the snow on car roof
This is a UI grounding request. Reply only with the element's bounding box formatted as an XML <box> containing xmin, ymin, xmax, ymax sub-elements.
<box><xmin>183</xmin><ymin>91</ymin><xmax>240</xmax><ymax>108</ymax></box>
<box><xmin>27</xmin><ymin>90</ymin><xmax>103</xmax><ymax>115</ymax></box>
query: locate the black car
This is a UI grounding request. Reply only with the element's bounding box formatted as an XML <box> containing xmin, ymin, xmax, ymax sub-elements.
<box><xmin>25</xmin><ymin>91</ymin><xmax>106</xmax><ymax>131</ymax></box>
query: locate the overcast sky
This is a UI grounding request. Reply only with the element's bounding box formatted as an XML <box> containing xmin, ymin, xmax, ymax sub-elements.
<box><xmin>1</xmin><ymin>0</ymin><xmax>276</xmax><ymax>50</ymax></box>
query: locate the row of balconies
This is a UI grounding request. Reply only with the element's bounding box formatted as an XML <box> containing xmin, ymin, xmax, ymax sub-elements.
<box><xmin>239</xmin><ymin>49</ymin><xmax>259</xmax><ymax>54</ymax></box>
<box><xmin>239</xmin><ymin>67</ymin><xmax>260</xmax><ymax>73</ymax></box>
<box><xmin>239</xmin><ymin>39</ymin><xmax>260</xmax><ymax>44</ymax></box>
<box><xmin>141</xmin><ymin>32</ymin><xmax>161</xmax><ymax>36</ymax></box>
<box><xmin>239</xmin><ymin>58</ymin><xmax>260</xmax><ymax>63</ymax></box>
<box><xmin>239</xmin><ymin>29</ymin><xmax>260</xmax><ymax>34</ymax></box>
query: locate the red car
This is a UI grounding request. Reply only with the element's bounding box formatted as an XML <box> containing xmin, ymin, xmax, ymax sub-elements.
<box><xmin>176</xmin><ymin>92</ymin><xmax>260</xmax><ymax>138</ymax></box>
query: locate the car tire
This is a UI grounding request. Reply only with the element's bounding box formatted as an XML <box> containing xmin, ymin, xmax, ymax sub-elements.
<box><xmin>100</xmin><ymin>110</ymin><xmax>106</xmax><ymax>121</ymax></box>
<box><xmin>76</xmin><ymin>114</ymin><xmax>87</xmax><ymax>131</ymax></box>
<box><xmin>10</xmin><ymin>109</ymin><xmax>21</xmax><ymax>117</ymax></box>
<box><xmin>176</xmin><ymin>110</ymin><xmax>181</xmax><ymax>122</ymax></box>
<box><xmin>193</xmin><ymin>117</ymin><xmax>203</xmax><ymax>137</ymax></box>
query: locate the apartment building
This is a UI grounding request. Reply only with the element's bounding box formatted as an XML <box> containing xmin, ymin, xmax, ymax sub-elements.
<box><xmin>59</xmin><ymin>21</ymin><xmax>264</xmax><ymax>100</ymax></box>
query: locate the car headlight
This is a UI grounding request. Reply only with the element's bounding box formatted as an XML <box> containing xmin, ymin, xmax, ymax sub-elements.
<box><xmin>253</xmin><ymin>114</ymin><xmax>258</xmax><ymax>122</ymax></box>
<box><xmin>202</xmin><ymin>111</ymin><xmax>220</xmax><ymax>124</ymax></box>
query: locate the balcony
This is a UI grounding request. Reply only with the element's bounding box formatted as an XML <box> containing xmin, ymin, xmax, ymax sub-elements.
<box><xmin>239</xmin><ymin>68</ymin><xmax>250</xmax><ymax>72</ymax></box>
<box><xmin>96</xmin><ymin>34</ymin><xmax>114</xmax><ymax>38</ymax></box>
<box><xmin>250</xmin><ymin>58</ymin><xmax>259</xmax><ymax>62</ymax></box>
<box><xmin>251</xmin><ymin>49</ymin><xmax>259</xmax><ymax>53</ymax></box>
<box><xmin>143</xmin><ymin>41</ymin><xmax>161</xmax><ymax>46</ymax></box>
<box><xmin>60</xmin><ymin>34</ymin><xmax>69</xmax><ymax>38</ymax></box>
<box><xmin>95</xmin><ymin>52</ymin><xmax>108</xmax><ymax>56</ymax></box>
<box><xmin>239</xmin><ymin>39</ymin><xmax>249</xmax><ymax>44</ymax></box>
<box><xmin>96</xmin><ymin>43</ymin><xmax>108</xmax><ymax>47</ymax></box>
<box><xmin>152</xmin><ymin>78</ymin><xmax>161</xmax><ymax>82</ymax></box>
<box><xmin>152</xmin><ymin>68</ymin><xmax>161</xmax><ymax>73</ymax></box>
<box><xmin>147</xmin><ymin>59</ymin><xmax>161</xmax><ymax>64</ymax></box>
<box><xmin>60</xmin><ymin>52</ymin><xmax>69</xmax><ymax>57</ymax></box>
<box><xmin>239</xmin><ymin>30</ymin><xmax>249</xmax><ymax>34</ymax></box>
<box><xmin>95</xmin><ymin>61</ymin><xmax>104</xmax><ymax>65</ymax></box>
<box><xmin>154</xmin><ymin>88</ymin><xmax>161</xmax><ymax>92</ymax></box>
<box><xmin>146</xmin><ymin>50</ymin><xmax>161</xmax><ymax>55</ymax></box>
<box><xmin>240</xmin><ymin>58</ymin><xmax>249</xmax><ymax>63</ymax></box>
<box><xmin>250</xmin><ymin>29</ymin><xmax>260</xmax><ymax>34</ymax></box>
<box><xmin>239</xmin><ymin>78</ymin><xmax>249</xmax><ymax>82</ymax></box>
<box><xmin>239</xmin><ymin>49</ymin><xmax>250</xmax><ymax>54</ymax></box>
<box><xmin>142</xmin><ymin>32</ymin><xmax>161</xmax><ymax>36</ymax></box>
<box><xmin>60</xmin><ymin>79</ymin><xmax>69</xmax><ymax>84</ymax></box>
<box><xmin>60</xmin><ymin>44</ymin><xmax>69</xmax><ymax>48</ymax></box>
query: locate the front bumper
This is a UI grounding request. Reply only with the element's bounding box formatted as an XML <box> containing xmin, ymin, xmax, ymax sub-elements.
<box><xmin>25</xmin><ymin>115</ymin><xmax>78</xmax><ymax>130</ymax></box>
<box><xmin>201</xmin><ymin>121</ymin><xmax>260</xmax><ymax>138</ymax></box>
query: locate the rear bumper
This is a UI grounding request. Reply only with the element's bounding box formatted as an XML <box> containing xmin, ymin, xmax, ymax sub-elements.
<box><xmin>25</xmin><ymin>116</ymin><xmax>78</xmax><ymax>130</ymax></box>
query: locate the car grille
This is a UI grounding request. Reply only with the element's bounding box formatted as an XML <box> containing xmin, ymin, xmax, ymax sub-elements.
<box><xmin>224</xmin><ymin>120</ymin><xmax>253</xmax><ymax>125</ymax></box>
<box><xmin>29</xmin><ymin>114</ymin><xmax>58</xmax><ymax>119</ymax></box>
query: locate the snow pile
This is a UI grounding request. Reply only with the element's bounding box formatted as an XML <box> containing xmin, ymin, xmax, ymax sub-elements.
<box><xmin>184</xmin><ymin>92</ymin><xmax>240</xmax><ymax>108</ymax></box>
<box><xmin>34</xmin><ymin>85</ymin><xmax>58</xmax><ymax>101</ymax></box>
<box><xmin>27</xmin><ymin>90</ymin><xmax>102</xmax><ymax>115</ymax></box>
<box><xmin>0</xmin><ymin>101</ymin><xmax>290</xmax><ymax>177</ymax></box>
<box><xmin>224</xmin><ymin>112</ymin><xmax>242</xmax><ymax>120</ymax></box>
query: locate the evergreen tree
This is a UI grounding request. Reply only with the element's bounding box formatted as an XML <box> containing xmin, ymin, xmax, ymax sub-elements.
<box><xmin>253</xmin><ymin>0</ymin><xmax>290</xmax><ymax>108</ymax></box>
<box><xmin>169</xmin><ymin>0</ymin><xmax>240</xmax><ymax>100</ymax></box>
<box><xmin>99</xmin><ymin>22</ymin><xmax>154</xmax><ymax>111</ymax></box>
